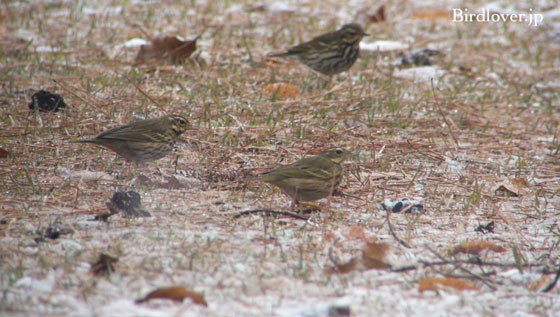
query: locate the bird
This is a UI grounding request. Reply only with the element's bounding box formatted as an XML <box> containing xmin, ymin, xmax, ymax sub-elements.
<box><xmin>73</xmin><ymin>114</ymin><xmax>190</xmax><ymax>164</ymax></box>
<box><xmin>248</xmin><ymin>148</ymin><xmax>350</xmax><ymax>207</ymax></box>
<box><xmin>270</xmin><ymin>23</ymin><xmax>368</xmax><ymax>75</ymax></box>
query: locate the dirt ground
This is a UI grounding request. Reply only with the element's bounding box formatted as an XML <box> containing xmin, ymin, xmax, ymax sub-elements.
<box><xmin>1</xmin><ymin>0</ymin><xmax>559</xmax><ymax>316</ymax></box>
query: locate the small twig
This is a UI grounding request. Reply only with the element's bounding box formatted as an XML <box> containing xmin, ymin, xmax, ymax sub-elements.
<box><xmin>233</xmin><ymin>209</ymin><xmax>310</xmax><ymax>221</ymax></box>
<box><xmin>427</xmin><ymin>245</ymin><xmax>497</xmax><ymax>290</ymax></box>
<box><xmin>430</xmin><ymin>78</ymin><xmax>459</xmax><ymax>148</ymax></box>
<box><xmin>334</xmin><ymin>190</ymin><xmax>364</xmax><ymax>201</ymax></box>
<box><xmin>542</xmin><ymin>262</ymin><xmax>560</xmax><ymax>293</ymax></box>
<box><xmin>119</xmin><ymin>72</ymin><xmax>166</xmax><ymax>111</ymax></box>
<box><xmin>132</xmin><ymin>23</ymin><xmax>153</xmax><ymax>41</ymax></box>
<box><xmin>391</xmin><ymin>259</ymin><xmax>545</xmax><ymax>273</ymax></box>
<box><xmin>385</xmin><ymin>210</ymin><xmax>411</xmax><ymax>248</ymax></box>
<box><xmin>52</xmin><ymin>78</ymin><xmax>96</xmax><ymax>108</ymax></box>
<box><xmin>327</xmin><ymin>237</ymin><xmax>343</xmax><ymax>266</ymax></box>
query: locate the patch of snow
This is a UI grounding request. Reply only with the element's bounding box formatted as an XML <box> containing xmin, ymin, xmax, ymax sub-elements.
<box><xmin>82</xmin><ymin>6</ymin><xmax>123</xmax><ymax>15</ymax></box>
<box><xmin>536</xmin><ymin>136</ymin><xmax>554</xmax><ymax>142</ymax></box>
<box><xmin>57</xmin><ymin>167</ymin><xmax>114</xmax><ymax>181</ymax></box>
<box><xmin>544</xmin><ymin>8</ymin><xmax>560</xmax><ymax>20</ymax></box>
<box><xmin>35</xmin><ymin>46</ymin><xmax>60</xmax><ymax>53</ymax></box>
<box><xmin>58</xmin><ymin>239</ymin><xmax>85</xmax><ymax>252</ymax></box>
<box><xmin>98</xmin><ymin>299</ymin><xmax>171</xmax><ymax>317</ymax></box>
<box><xmin>14</xmin><ymin>272</ymin><xmax>56</xmax><ymax>293</ymax></box>
<box><xmin>21</xmin><ymin>247</ymin><xmax>39</xmax><ymax>255</ymax></box>
<box><xmin>444</xmin><ymin>156</ymin><xmax>465</xmax><ymax>173</ymax></box>
<box><xmin>479</xmin><ymin>2</ymin><xmax>517</xmax><ymax>15</ymax></box>
<box><xmin>360</xmin><ymin>40</ymin><xmax>409</xmax><ymax>52</ymax></box>
<box><xmin>13</xmin><ymin>29</ymin><xmax>37</xmax><ymax>42</ymax></box>
<box><xmin>394</xmin><ymin>66</ymin><xmax>446</xmax><ymax>83</ymax></box>
<box><xmin>50</xmin><ymin>294</ymin><xmax>92</xmax><ymax>317</ymax></box>
<box><xmin>268</xmin><ymin>2</ymin><xmax>296</xmax><ymax>12</ymax></box>
<box><xmin>123</xmin><ymin>38</ymin><xmax>149</xmax><ymax>48</ymax></box>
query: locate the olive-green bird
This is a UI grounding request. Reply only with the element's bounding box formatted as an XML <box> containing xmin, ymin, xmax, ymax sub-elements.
<box><xmin>271</xmin><ymin>23</ymin><xmax>367</xmax><ymax>75</ymax></box>
<box><xmin>249</xmin><ymin>148</ymin><xmax>350</xmax><ymax>205</ymax></box>
<box><xmin>73</xmin><ymin>114</ymin><xmax>190</xmax><ymax>164</ymax></box>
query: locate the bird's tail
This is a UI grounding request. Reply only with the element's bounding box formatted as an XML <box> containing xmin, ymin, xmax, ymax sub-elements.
<box><xmin>268</xmin><ymin>52</ymin><xmax>289</xmax><ymax>58</ymax></box>
<box><xmin>70</xmin><ymin>139</ymin><xmax>94</xmax><ymax>143</ymax></box>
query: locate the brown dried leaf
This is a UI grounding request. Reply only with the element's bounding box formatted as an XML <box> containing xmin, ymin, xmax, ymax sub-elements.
<box><xmin>0</xmin><ymin>147</ymin><xmax>9</xmax><ymax>158</ymax></box>
<box><xmin>419</xmin><ymin>277</ymin><xmax>478</xmax><ymax>292</ymax></box>
<box><xmin>529</xmin><ymin>274</ymin><xmax>552</xmax><ymax>292</ymax></box>
<box><xmin>343</xmin><ymin>225</ymin><xmax>367</xmax><ymax>240</ymax></box>
<box><xmin>326</xmin><ymin>241</ymin><xmax>391</xmax><ymax>274</ymax></box>
<box><xmin>367</xmin><ymin>5</ymin><xmax>386</xmax><ymax>23</ymax></box>
<box><xmin>494</xmin><ymin>177</ymin><xmax>529</xmax><ymax>197</ymax></box>
<box><xmin>494</xmin><ymin>185</ymin><xmax>518</xmax><ymax>197</ymax></box>
<box><xmin>362</xmin><ymin>242</ymin><xmax>392</xmax><ymax>270</ymax></box>
<box><xmin>323</xmin><ymin>231</ymin><xmax>336</xmax><ymax>243</ymax></box>
<box><xmin>510</xmin><ymin>177</ymin><xmax>528</xmax><ymax>188</ymax></box>
<box><xmin>263</xmin><ymin>83</ymin><xmax>300</xmax><ymax>100</ymax></box>
<box><xmin>452</xmin><ymin>240</ymin><xmax>507</xmax><ymax>255</ymax></box>
<box><xmin>135</xmin><ymin>36</ymin><xmax>198</xmax><ymax>65</ymax></box>
<box><xmin>90</xmin><ymin>253</ymin><xmax>118</xmax><ymax>276</ymax></box>
<box><xmin>136</xmin><ymin>286</ymin><xmax>207</xmax><ymax>306</ymax></box>
<box><xmin>325</xmin><ymin>258</ymin><xmax>359</xmax><ymax>275</ymax></box>
<box><xmin>410</xmin><ymin>10</ymin><xmax>450</xmax><ymax>21</ymax></box>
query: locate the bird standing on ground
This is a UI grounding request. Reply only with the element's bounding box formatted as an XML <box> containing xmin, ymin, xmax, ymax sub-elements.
<box><xmin>248</xmin><ymin>148</ymin><xmax>351</xmax><ymax>207</ymax></box>
<box><xmin>270</xmin><ymin>23</ymin><xmax>368</xmax><ymax>75</ymax></box>
<box><xmin>73</xmin><ymin>114</ymin><xmax>190</xmax><ymax>164</ymax></box>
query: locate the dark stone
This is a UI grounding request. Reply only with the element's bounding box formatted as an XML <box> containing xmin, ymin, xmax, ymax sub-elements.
<box><xmin>106</xmin><ymin>190</ymin><xmax>151</xmax><ymax>218</ymax></box>
<box><xmin>28</xmin><ymin>90</ymin><xmax>67</xmax><ymax>112</ymax></box>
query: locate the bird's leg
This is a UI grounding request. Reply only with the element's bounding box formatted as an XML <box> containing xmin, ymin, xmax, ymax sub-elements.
<box><xmin>173</xmin><ymin>155</ymin><xmax>179</xmax><ymax>173</ymax></box>
<box><xmin>291</xmin><ymin>186</ymin><xmax>300</xmax><ymax>212</ymax></box>
<box><xmin>290</xmin><ymin>199</ymin><xmax>300</xmax><ymax>212</ymax></box>
<box><xmin>326</xmin><ymin>178</ymin><xmax>336</xmax><ymax>216</ymax></box>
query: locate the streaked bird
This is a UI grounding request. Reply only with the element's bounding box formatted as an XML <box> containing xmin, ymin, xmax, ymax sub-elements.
<box><xmin>73</xmin><ymin>115</ymin><xmax>190</xmax><ymax>164</ymax></box>
<box><xmin>248</xmin><ymin>148</ymin><xmax>350</xmax><ymax>206</ymax></box>
<box><xmin>271</xmin><ymin>23</ymin><xmax>367</xmax><ymax>75</ymax></box>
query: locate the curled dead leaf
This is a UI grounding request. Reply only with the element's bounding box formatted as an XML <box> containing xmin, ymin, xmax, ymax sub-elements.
<box><xmin>135</xmin><ymin>36</ymin><xmax>198</xmax><ymax>65</ymax></box>
<box><xmin>452</xmin><ymin>240</ymin><xmax>507</xmax><ymax>255</ymax></box>
<box><xmin>368</xmin><ymin>5</ymin><xmax>385</xmax><ymax>23</ymax></box>
<box><xmin>263</xmin><ymin>83</ymin><xmax>300</xmax><ymax>100</ymax></box>
<box><xmin>136</xmin><ymin>286</ymin><xmax>207</xmax><ymax>306</ymax></box>
<box><xmin>326</xmin><ymin>241</ymin><xmax>391</xmax><ymax>274</ymax></box>
<box><xmin>362</xmin><ymin>242</ymin><xmax>391</xmax><ymax>269</ymax></box>
<box><xmin>494</xmin><ymin>178</ymin><xmax>529</xmax><ymax>197</ymax></box>
<box><xmin>343</xmin><ymin>225</ymin><xmax>367</xmax><ymax>240</ymax></box>
<box><xmin>419</xmin><ymin>277</ymin><xmax>478</xmax><ymax>292</ymax></box>
<box><xmin>529</xmin><ymin>274</ymin><xmax>552</xmax><ymax>292</ymax></box>
<box><xmin>325</xmin><ymin>258</ymin><xmax>359</xmax><ymax>275</ymax></box>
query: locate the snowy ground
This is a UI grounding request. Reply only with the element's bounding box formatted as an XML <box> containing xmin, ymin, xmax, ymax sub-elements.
<box><xmin>1</xmin><ymin>0</ymin><xmax>560</xmax><ymax>316</ymax></box>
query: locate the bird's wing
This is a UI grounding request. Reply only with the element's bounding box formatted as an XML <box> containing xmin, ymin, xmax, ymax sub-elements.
<box><xmin>95</xmin><ymin>119</ymin><xmax>169</xmax><ymax>143</ymax></box>
<box><xmin>264</xmin><ymin>157</ymin><xmax>334</xmax><ymax>181</ymax></box>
